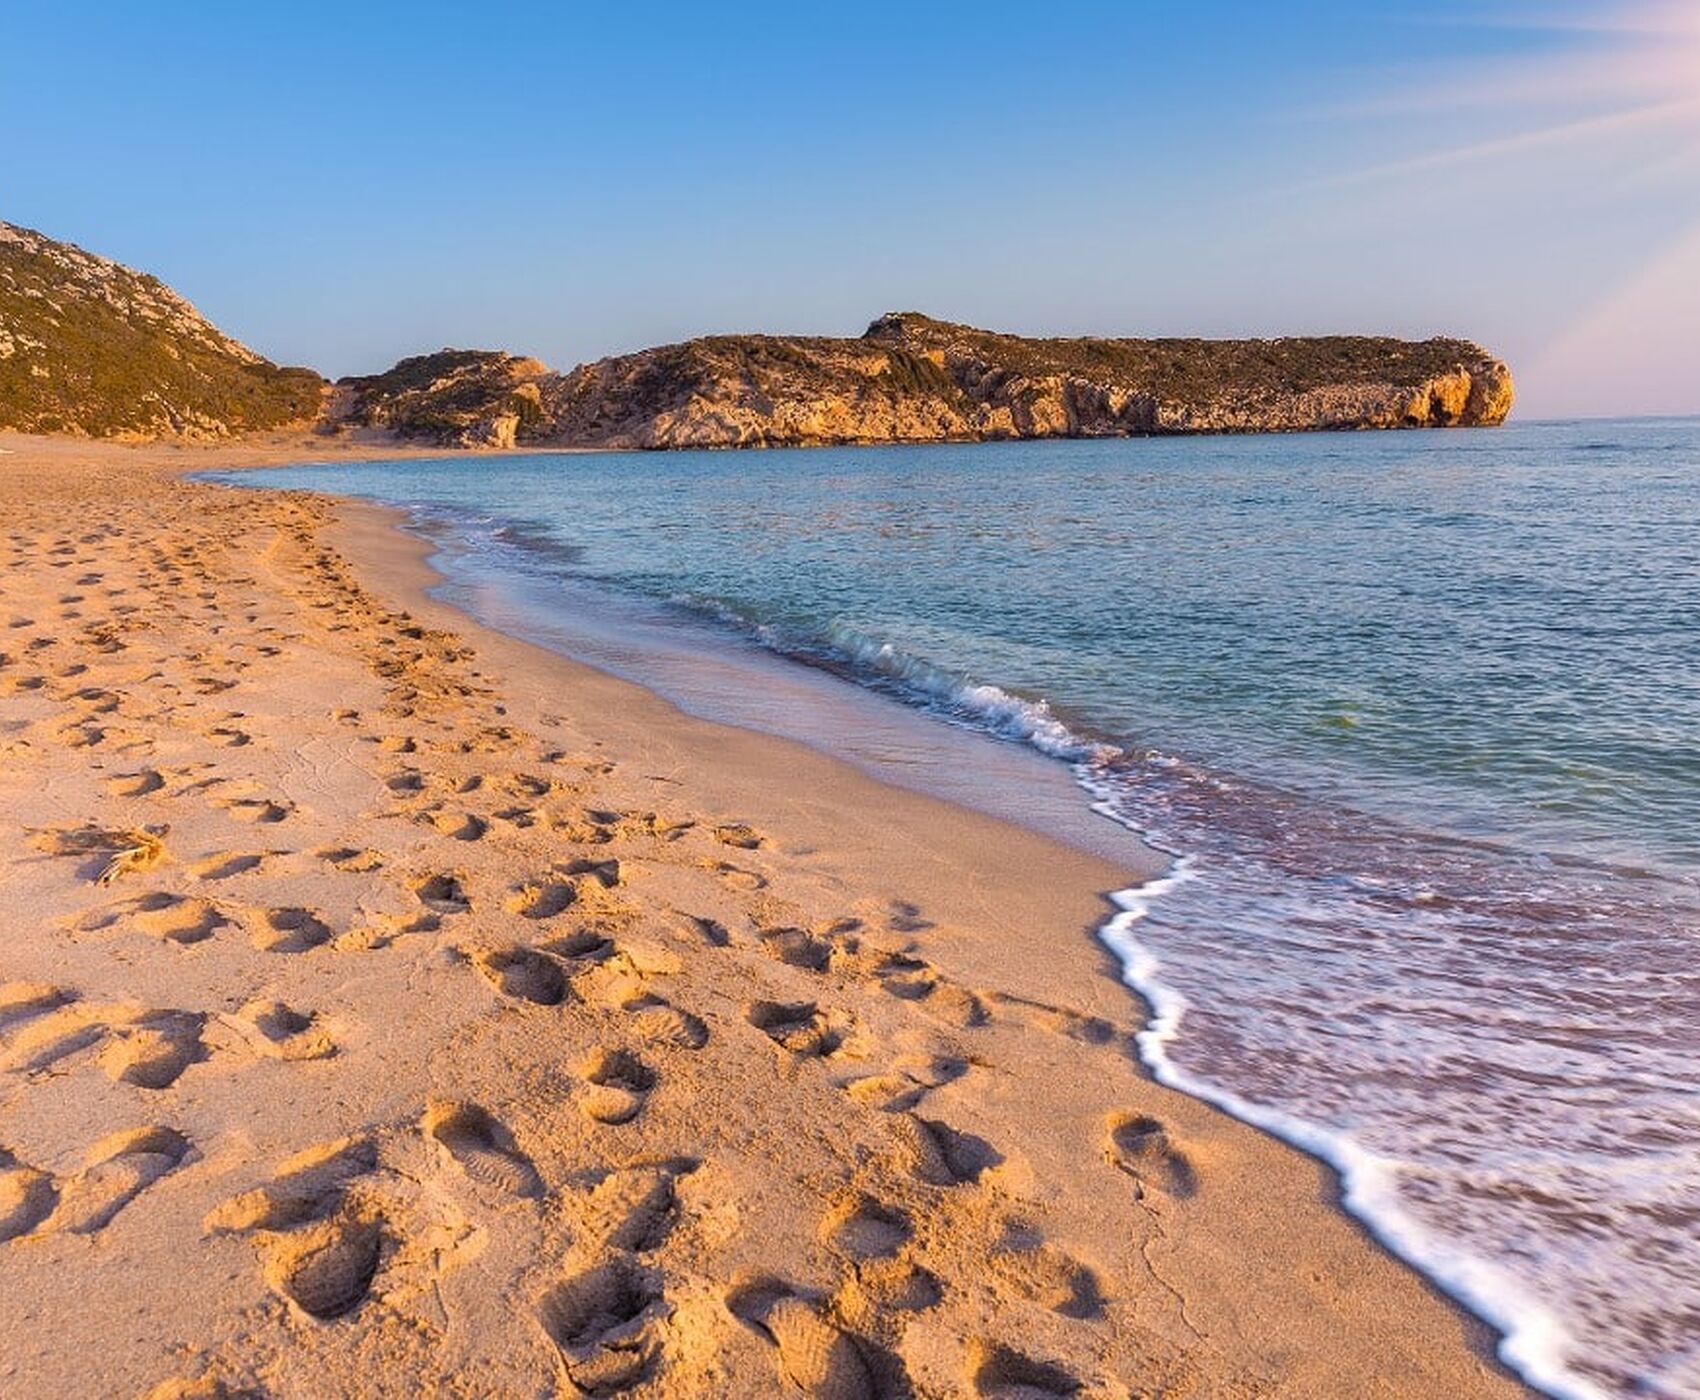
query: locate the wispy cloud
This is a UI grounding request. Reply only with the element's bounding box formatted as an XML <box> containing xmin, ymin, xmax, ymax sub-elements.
<box><xmin>1295</xmin><ymin>97</ymin><xmax>1700</xmax><ymax>191</ymax></box>
<box><xmin>1301</xmin><ymin>1</ymin><xmax>1700</xmax><ymax>186</ymax></box>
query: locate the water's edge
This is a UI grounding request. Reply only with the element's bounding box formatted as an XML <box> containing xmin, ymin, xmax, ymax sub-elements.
<box><xmin>276</xmin><ymin>478</ymin><xmax>1567</xmax><ymax>1400</ymax></box>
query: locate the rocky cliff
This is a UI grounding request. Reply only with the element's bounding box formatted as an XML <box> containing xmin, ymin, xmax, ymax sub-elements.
<box><xmin>333</xmin><ymin>313</ymin><xmax>1513</xmax><ymax>450</ymax></box>
<box><xmin>335</xmin><ymin>350</ymin><xmax>552</xmax><ymax>450</ymax></box>
<box><xmin>545</xmin><ymin>314</ymin><xmax>1513</xmax><ymax>447</ymax></box>
<box><xmin>0</xmin><ymin>223</ymin><xmax>324</xmax><ymax>440</ymax></box>
<box><xmin>1</xmin><ymin>218</ymin><xmax>1512</xmax><ymax>448</ymax></box>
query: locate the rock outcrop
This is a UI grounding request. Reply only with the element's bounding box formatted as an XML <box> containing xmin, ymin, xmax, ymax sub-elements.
<box><xmin>0</xmin><ymin>222</ymin><xmax>323</xmax><ymax>439</ymax></box>
<box><xmin>334</xmin><ymin>349</ymin><xmax>552</xmax><ymax>450</ymax></box>
<box><xmin>0</xmin><ymin>217</ymin><xmax>1512</xmax><ymax>448</ymax></box>
<box><xmin>540</xmin><ymin>314</ymin><xmax>1513</xmax><ymax>448</ymax></box>
<box><xmin>331</xmin><ymin>314</ymin><xmax>1513</xmax><ymax>451</ymax></box>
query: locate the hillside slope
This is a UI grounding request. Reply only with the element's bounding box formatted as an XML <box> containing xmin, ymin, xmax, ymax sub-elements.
<box><xmin>0</xmin><ymin>222</ymin><xmax>323</xmax><ymax>439</ymax></box>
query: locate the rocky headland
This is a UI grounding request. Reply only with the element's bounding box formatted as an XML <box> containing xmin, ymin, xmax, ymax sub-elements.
<box><xmin>1</xmin><ymin>222</ymin><xmax>1514</xmax><ymax>447</ymax></box>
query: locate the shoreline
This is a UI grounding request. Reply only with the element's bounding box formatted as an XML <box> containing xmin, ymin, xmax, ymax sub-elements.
<box><xmin>326</xmin><ymin>471</ymin><xmax>1541</xmax><ymax>1396</ymax></box>
<box><xmin>0</xmin><ymin>431</ymin><xmax>1527</xmax><ymax>1397</ymax></box>
<box><xmin>304</xmin><ymin>467</ymin><xmax>1582</xmax><ymax>1400</ymax></box>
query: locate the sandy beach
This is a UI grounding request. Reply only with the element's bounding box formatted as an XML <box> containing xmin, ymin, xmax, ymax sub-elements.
<box><xmin>0</xmin><ymin>432</ymin><xmax>1526</xmax><ymax>1399</ymax></box>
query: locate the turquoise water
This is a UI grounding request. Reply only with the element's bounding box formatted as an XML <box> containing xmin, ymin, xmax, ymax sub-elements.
<box><xmin>221</xmin><ymin>419</ymin><xmax>1700</xmax><ymax>1399</ymax></box>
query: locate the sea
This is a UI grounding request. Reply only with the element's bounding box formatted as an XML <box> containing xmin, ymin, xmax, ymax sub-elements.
<box><xmin>219</xmin><ymin>417</ymin><xmax>1700</xmax><ymax>1400</ymax></box>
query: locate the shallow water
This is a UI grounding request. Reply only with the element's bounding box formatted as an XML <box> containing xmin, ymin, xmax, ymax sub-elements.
<box><xmin>221</xmin><ymin>419</ymin><xmax>1700</xmax><ymax>1399</ymax></box>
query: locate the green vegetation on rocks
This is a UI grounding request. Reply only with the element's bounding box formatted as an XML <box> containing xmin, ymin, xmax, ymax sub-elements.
<box><xmin>0</xmin><ymin>219</ymin><xmax>1513</xmax><ymax>451</ymax></box>
<box><xmin>0</xmin><ymin>222</ymin><xmax>322</xmax><ymax>440</ymax></box>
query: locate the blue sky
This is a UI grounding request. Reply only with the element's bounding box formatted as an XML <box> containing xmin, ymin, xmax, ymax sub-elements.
<box><xmin>5</xmin><ymin>1</ymin><xmax>1697</xmax><ymax>416</ymax></box>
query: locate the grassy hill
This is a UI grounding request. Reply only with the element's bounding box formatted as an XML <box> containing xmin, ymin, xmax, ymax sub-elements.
<box><xmin>0</xmin><ymin>222</ymin><xmax>323</xmax><ymax>439</ymax></box>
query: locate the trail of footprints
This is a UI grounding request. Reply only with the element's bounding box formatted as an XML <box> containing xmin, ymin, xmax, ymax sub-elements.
<box><xmin>1</xmin><ymin>500</ymin><xmax>1206</xmax><ymax>1398</ymax></box>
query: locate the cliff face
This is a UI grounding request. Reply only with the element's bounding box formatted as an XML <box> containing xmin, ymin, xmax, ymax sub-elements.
<box><xmin>0</xmin><ymin>216</ymin><xmax>1512</xmax><ymax>449</ymax></box>
<box><xmin>0</xmin><ymin>223</ymin><xmax>324</xmax><ymax>439</ymax></box>
<box><xmin>336</xmin><ymin>350</ymin><xmax>552</xmax><ymax>449</ymax></box>
<box><xmin>336</xmin><ymin>313</ymin><xmax>1513</xmax><ymax>451</ymax></box>
<box><xmin>539</xmin><ymin>314</ymin><xmax>1513</xmax><ymax>448</ymax></box>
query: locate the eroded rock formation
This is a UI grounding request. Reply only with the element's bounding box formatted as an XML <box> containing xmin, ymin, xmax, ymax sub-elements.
<box><xmin>333</xmin><ymin>314</ymin><xmax>1514</xmax><ymax>450</ymax></box>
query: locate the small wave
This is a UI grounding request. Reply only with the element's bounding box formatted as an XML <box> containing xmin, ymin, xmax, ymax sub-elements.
<box><xmin>1096</xmin><ymin>858</ymin><xmax>1611</xmax><ymax>1400</ymax></box>
<box><xmin>668</xmin><ymin>595</ymin><xmax>1122</xmax><ymax>765</ymax></box>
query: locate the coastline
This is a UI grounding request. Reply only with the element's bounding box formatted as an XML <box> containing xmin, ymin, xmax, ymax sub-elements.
<box><xmin>0</xmin><ymin>431</ymin><xmax>1526</xmax><ymax>1397</ymax></box>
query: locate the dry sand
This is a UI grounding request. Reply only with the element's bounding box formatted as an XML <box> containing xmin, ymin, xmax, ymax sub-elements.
<box><xmin>0</xmin><ymin>432</ymin><xmax>1528</xmax><ymax>1399</ymax></box>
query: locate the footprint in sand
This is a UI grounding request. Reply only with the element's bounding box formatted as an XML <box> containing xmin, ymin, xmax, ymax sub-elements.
<box><xmin>414</xmin><ymin>873</ymin><xmax>470</xmax><ymax>914</ymax></box>
<box><xmin>1</xmin><ymin>999</ymin><xmax>201</xmax><ymax>1086</ymax></box>
<box><xmin>190</xmin><ymin>852</ymin><xmax>270</xmax><ymax>882</ymax></box>
<box><xmin>892</xmin><ymin>1114</ymin><xmax>1002</xmax><ymax>1187</ymax></box>
<box><xmin>591</xmin><ymin>809</ymin><xmax>695</xmax><ymax>844</ymax></box>
<box><xmin>0</xmin><ymin>1012</ymin><xmax>106</xmax><ymax>1080</ymax></box>
<box><xmin>711</xmin><ymin>823</ymin><xmax>766</xmax><ymax>850</ymax></box>
<box><xmin>992</xmin><ymin>992</ymin><xmax>1116</xmax><ymax>1046</ymax></box>
<box><xmin>264</xmin><ymin>1214</ymin><xmax>384</xmax><ymax>1320</ymax></box>
<box><xmin>41</xmin><ymin>1126</ymin><xmax>190</xmax><ymax>1235</ymax></box>
<box><xmin>885</xmin><ymin>900</ymin><xmax>934</xmax><ymax>934</ymax></box>
<box><xmin>105</xmin><ymin>768</ymin><xmax>165</xmax><ymax>798</ymax></box>
<box><xmin>874</xmin><ymin>955</ymin><xmax>989</xmax><ymax>1028</ymax></box>
<box><xmin>74</xmin><ymin>892</ymin><xmax>225</xmax><ymax>946</ymax></box>
<box><xmin>840</xmin><ymin>1054</ymin><xmax>970</xmax><ymax>1112</ymax></box>
<box><xmin>578</xmin><ymin>1048</ymin><xmax>656</xmax><ymax>1125</ymax></box>
<box><xmin>558</xmin><ymin>856</ymin><xmax>623</xmax><ymax>889</ymax></box>
<box><xmin>707</xmin><ymin>861</ymin><xmax>767</xmax><ymax>892</ymax></box>
<box><xmin>988</xmin><ymin>1222</ymin><xmax>1104</xmax><ymax>1319</ymax></box>
<box><xmin>1104</xmin><ymin>1112</ymin><xmax>1196</xmax><ymax>1198</ymax></box>
<box><xmin>0</xmin><ymin>1146</ymin><xmax>57</xmax><ymax>1242</ymax></box>
<box><xmin>130</xmin><ymin>893</ymin><xmax>231</xmax><ymax>946</ymax></box>
<box><xmin>756</xmin><ymin>926</ymin><xmax>832</xmax><ymax>972</ymax></box>
<box><xmin>745</xmin><ymin>1000</ymin><xmax>849</xmax><ymax>1058</ymax></box>
<box><xmin>844</xmin><ymin>1257</ymin><xmax>942</xmax><ymax>1315</ymax></box>
<box><xmin>726</xmin><ymin>1278</ymin><xmax>880</xmax><ymax>1400</ymax></box>
<box><xmin>969</xmin><ymin>1341</ymin><xmax>1083</xmax><ymax>1398</ymax></box>
<box><xmin>205</xmin><ymin>1136</ymin><xmax>377</xmax><ymax>1235</ymax></box>
<box><xmin>0</xmin><ymin>981</ymin><xmax>74</xmax><ymax>1034</ymax></box>
<box><xmin>317</xmin><ymin>845</ymin><xmax>384</xmax><ymax>874</ymax></box>
<box><xmin>626</xmin><ymin>1000</ymin><xmax>709</xmax><ymax>1052</ymax></box>
<box><xmin>233</xmin><ymin>999</ymin><xmax>336</xmax><ymax>1061</ymax></box>
<box><xmin>247</xmin><ymin>907</ymin><xmax>335</xmax><ymax>954</ymax></box>
<box><xmin>504</xmin><ymin>880</ymin><xmax>577</xmax><ymax>920</ymax></box>
<box><xmin>99</xmin><ymin>1011</ymin><xmax>207</xmax><ymax>1089</ymax></box>
<box><xmin>821</xmin><ymin>1193</ymin><xmax>912</xmax><ymax>1261</ymax></box>
<box><xmin>538</xmin><ymin>1258</ymin><xmax>667</xmax><ymax>1395</ymax></box>
<box><xmin>502</xmin><ymin>774</ymin><xmax>556</xmax><ymax>802</ymax></box>
<box><xmin>543</xmin><ymin>929</ymin><xmax>616</xmax><ymax>964</ymax></box>
<box><xmin>219</xmin><ymin>795</ymin><xmax>293</xmax><ymax>825</ymax></box>
<box><xmin>53</xmin><ymin>721</ymin><xmax>107</xmax><ymax>750</ymax></box>
<box><xmin>671</xmin><ymin>912</ymin><xmax>729</xmax><ymax>948</ymax></box>
<box><xmin>581</xmin><ymin>1162</ymin><xmax>695</xmax><ymax>1253</ymax></box>
<box><xmin>472</xmin><ymin>945</ymin><xmax>570</xmax><ymax>1006</ymax></box>
<box><xmin>423</xmin><ymin>809</ymin><xmax>487</xmax><ymax>842</ymax></box>
<box><xmin>422</xmin><ymin>1101</ymin><xmax>542</xmax><ymax>1198</ymax></box>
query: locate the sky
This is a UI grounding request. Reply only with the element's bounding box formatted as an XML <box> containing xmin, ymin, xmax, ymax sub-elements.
<box><xmin>3</xmin><ymin>1</ymin><xmax>1697</xmax><ymax>418</ymax></box>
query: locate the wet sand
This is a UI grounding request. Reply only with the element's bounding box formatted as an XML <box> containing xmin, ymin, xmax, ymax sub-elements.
<box><xmin>0</xmin><ymin>431</ymin><xmax>1527</xmax><ymax>1398</ymax></box>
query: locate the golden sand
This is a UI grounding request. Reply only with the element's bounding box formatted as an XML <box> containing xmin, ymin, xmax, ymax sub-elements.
<box><xmin>0</xmin><ymin>432</ymin><xmax>1525</xmax><ymax>1398</ymax></box>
